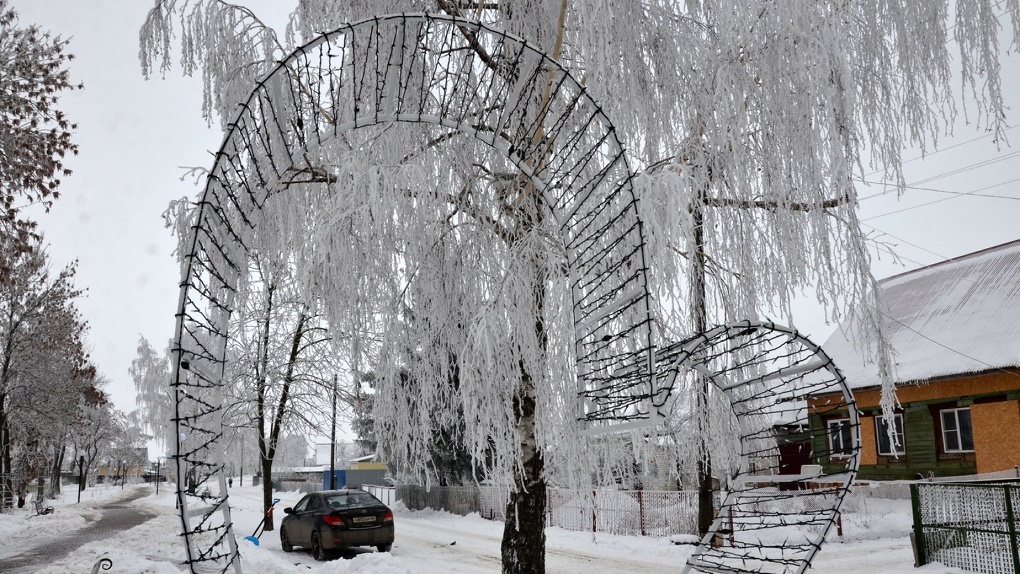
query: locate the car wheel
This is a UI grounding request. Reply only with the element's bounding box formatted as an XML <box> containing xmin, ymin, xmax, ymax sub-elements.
<box><xmin>377</xmin><ymin>543</ymin><xmax>392</xmax><ymax>553</ymax></box>
<box><xmin>280</xmin><ymin>526</ymin><xmax>293</xmax><ymax>552</ymax></box>
<box><xmin>311</xmin><ymin>532</ymin><xmax>327</xmax><ymax>561</ymax></box>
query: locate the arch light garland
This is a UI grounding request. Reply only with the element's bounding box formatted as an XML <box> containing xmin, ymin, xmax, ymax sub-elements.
<box><xmin>662</xmin><ymin>321</ymin><xmax>860</xmax><ymax>574</ymax></box>
<box><xmin>169</xmin><ymin>13</ymin><xmax>859</xmax><ymax>574</ymax></box>
<box><xmin>170</xmin><ymin>13</ymin><xmax>657</xmax><ymax>573</ymax></box>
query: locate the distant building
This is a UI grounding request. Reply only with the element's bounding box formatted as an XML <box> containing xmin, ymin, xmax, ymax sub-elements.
<box><xmin>814</xmin><ymin>239</ymin><xmax>1020</xmax><ymax>480</ymax></box>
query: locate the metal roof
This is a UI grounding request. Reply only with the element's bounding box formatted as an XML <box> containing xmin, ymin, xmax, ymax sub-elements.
<box><xmin>822</xmin><ymin>239</ymin><xmax>1020</xmax><ymax>389</ymax></box>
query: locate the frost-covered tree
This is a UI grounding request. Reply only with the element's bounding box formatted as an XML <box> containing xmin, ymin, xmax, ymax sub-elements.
<box><xmin>374</xmin><ymin>363</ymin><xmax>482</xmax><ymax>486</ymax></box>
<box><xmin>166</xmin><ymin>188</ymin><xmax>347</xmax><ymax>525</ymax></box>
<box><xmin>142</xmin><ymin>1</ymin><xmax>1020</xmax><ymax>570</ymax></box>
<box><xmin>0</xmin><ymin>0</ymin><xmax>80</xmax><ymax>262</ymax></box>
<box><xmin>69</xmin><ymin>386</ymin><xmax>119</xmax><ymax>487</ymax></box>
<box><xmin>220</xmin><ymin>245</ymin><xmax>342</xmax><ymax>530</ymax></box>
<box><xmin>0</xmin><ymin>239</ymin><xmax>88</xmax><ymax>501</ymax></box>
<box><xmin>274</xmin><ymin>433</ymin><xmax>310</xmax><ymax>469</ymax></box>
<box><xmin>130</xmin><ymin>335</ymin><xmax>173</xmax><ymax>450</ymax></box>
<box><xmin>349</xmin><ymin>373</ymin><xmax>375</xmax><ymax>458</ymax></box>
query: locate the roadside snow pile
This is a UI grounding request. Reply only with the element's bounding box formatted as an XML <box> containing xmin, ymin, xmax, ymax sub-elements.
<box><xmin>240</xmin><ymin>544</ymin><xmax>412</xmax><ymax>574</ymax></box>
<box><xmin>0</xmin><ymin>490</ymin><xmax>107</xmax><ymax>548</ymax></box>
<box><xmin>0</xmin><ymin>505</ymin><xmax>88</xmax><ymax>547</ymax></box>
<box><xmin>266</xmin><ymin>550</ymin><xmax>412</xmax><ymax>574</ymax></box>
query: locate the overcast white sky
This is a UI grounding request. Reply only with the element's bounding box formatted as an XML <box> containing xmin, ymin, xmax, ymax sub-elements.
<box><xmin>10</xmin><ymin>1</ymin><xmax>1020</xmax><ymax>455</ymax></box>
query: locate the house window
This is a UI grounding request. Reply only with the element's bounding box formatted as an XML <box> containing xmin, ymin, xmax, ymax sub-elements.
<box><xmin>828</xmin><ymin>418</ymin><xmax>853</xmax><ymax>457</ymax></box>
<box><xmin>876</xmin><ymin>414</ymin><xmax>905</xmax><ymax>456</ymax></box>
<box><xmin>940</xmin><ymin>408</ymin><xmax>975</xmax><ymax>453</ymax></box>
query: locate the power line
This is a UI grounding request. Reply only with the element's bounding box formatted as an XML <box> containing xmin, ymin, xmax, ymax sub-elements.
<box><xmin>911</xmin><ymin>150</ymin><xmax>1020</xmax><ymax>186</ymax></box>
<box><xmin>860</xmin><ymin>175</ymin><xmax>1020</xmax><ymax>221</ymax></box>
<box><xmin>861</xmin><ymin>125</ymin><xmax>1018</xmax><ymax>181</ymax></box>
<box><xmin>856</xmin><ymin>179</ymin><xmax>1020</xmax><ymax>202</ymax></box>
<box><xmin>872</xmin><ymin>303</ymin><xmax>1020</xmax><ymax>381</ymax></box>
<box><xmin>850</xmin><ymin>223</ymin><xmax>1020</xmax><ymax>381</ymax></box>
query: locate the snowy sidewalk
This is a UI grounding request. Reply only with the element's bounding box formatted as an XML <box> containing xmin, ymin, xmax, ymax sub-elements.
<box><xmin>0</xmin><ymin>486</ymin><xmax>156</xmax><ymax>573</ymax></box>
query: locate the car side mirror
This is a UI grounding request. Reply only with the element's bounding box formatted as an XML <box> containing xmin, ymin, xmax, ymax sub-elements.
<box><xmin>283</xmin><ymin>507</ymin><xmax>294</xmax><ymax>514</ymax></box>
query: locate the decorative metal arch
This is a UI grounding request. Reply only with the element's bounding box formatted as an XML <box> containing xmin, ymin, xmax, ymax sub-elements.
<box><xmin>170</xmin><ymin>13</ymin><xmax>657</xmax><ymax>573</ymax></box>
<box><xmin>660</xmin><ymin>321</ymin><xmax>861</xmax><ymax>574</ymax></box>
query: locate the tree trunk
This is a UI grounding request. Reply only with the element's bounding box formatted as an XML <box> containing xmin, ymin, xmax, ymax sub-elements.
<box><xmin>691</xmin><ymin>198</ymin><xmax>715</xmax><ymax>537</ymax></box>
<box><xmin>260</xmin><ymin>455</ymin><xmax>275</xmax><ymax>532</ymax></box>
<box><xmin>48</xmin><ymin>445</ymin><xmax>64</xmax><ymax>496</ymax></box>
<box><xmin>256</xmin><ymin>309</ymin><xmax>306</xmax><ymax>533</ymax></box>
<box><xmin>501</xmin><ymin>257</ymin><xmax>548</xmax><ymax>573</ymax></box>
<box><xmin>0</xmin><ymin>393</ymin><xmax>10</xmax><ymax>503</ymax></box>
<box><xmin>500</xmin><ymin>365</ymin><xmax>547</xmax><ymax>573</ymax></box>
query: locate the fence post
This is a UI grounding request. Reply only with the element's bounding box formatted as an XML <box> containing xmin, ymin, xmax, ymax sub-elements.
<box><xmin>728</xmin><ymin>507</ymin><xmax>734</xmax><ymax>546</ymax></box>
<box><xmin>1003</xmin><ymin>485</ymin><xmax>1020</xmax><ymax>574</ymax></box>
<box><xmin>592</xmin><ymin>490</ymin><xmax>597</xmax><ymax>533</ymax></box>
<box><xmin>910</xmin><ymin>483</ymin><xmax>928</xmax><ymax>566</ymax></box>
<box><xmin>548</xmin><ymin>493</ymin><xmax>553</xmax><ymax>527</ymax></box>
<box><xmin>639</xmin><ymin>490</ymin><xmax>646</xmax><ymax>537</ymax></box>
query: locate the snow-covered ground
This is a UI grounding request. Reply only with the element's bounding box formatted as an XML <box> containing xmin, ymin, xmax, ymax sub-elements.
<box><xmin>0</xmin><ymin>481</ymin><xmax>974</xmax><ymax>573</ymax></box>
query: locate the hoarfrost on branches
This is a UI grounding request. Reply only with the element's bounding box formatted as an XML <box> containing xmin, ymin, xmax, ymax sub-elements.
<box><xmin>129</xmin><ymin>336</ymin><xmax>173</xmax><ymax>450</ymax></box>
<box><xmin>144</xmin><ymin>1</ymin><xmax>1020</xmax><ymax>571</ymax></box>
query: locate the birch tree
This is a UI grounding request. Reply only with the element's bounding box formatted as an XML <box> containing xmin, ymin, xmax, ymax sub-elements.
<box><xmin>142</xmin><ymin>0</ymin><xmax>1020</xmax><ymax>570</ymax></box>
<box><xmin>130</xmin><ymin>335</ymin><xmax>173</xmax><ymax>450</ymax></box>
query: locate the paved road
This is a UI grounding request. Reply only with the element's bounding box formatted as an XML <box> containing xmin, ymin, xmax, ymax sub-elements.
<box><xmin>2</xmin><ymin>488</ymin><xmax>157</xmax><ymax>573</ymax></box>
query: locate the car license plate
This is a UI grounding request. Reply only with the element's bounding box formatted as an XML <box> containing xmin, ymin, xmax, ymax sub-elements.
<box><xmin>352</xmin><ymin>516</ymin><xmax>375</xmax><ymax>524</ymax></box>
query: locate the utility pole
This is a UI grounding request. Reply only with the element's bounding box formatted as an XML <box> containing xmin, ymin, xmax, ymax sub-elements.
<box><xmin>330</xmin><ymin>373</ymin><xmax>337</xmax><ymax>490</ymax></box>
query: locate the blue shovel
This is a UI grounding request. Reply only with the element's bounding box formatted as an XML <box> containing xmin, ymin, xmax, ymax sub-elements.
<box><xmin>244</xmin><ymin>498</ymin><xmax>281</xmax><ymax>546</ymax></box>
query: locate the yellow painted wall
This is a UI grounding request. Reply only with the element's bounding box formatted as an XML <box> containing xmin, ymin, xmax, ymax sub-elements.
<box><xmin>859</xmin><ymin>415</ymin><xmax>878</xmax><ymax>466</ymax></box>
<box><xmin>351</xmin><ymin>462</ymin><xmax>387</xmax><ymax>470</ymax></box>
<box><xmin>972</xmin><ymin>400</ymin><xmax>1020</xmax><ymax>474</ymax></box>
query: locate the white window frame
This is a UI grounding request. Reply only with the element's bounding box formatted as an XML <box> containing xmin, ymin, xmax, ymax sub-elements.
<box><xmin>940</xmin><ymin>407</ymin><xmax>975</xmax><ymax>453</ymax></box>
<box><xmin>827</xmin><ymin>418</ymin><xmax>853</xmax><ymax>458</ymax></box>
<box><xmin>876</xmin><ymin>414</ymin><xmax>905</xmax><ymax>456</ymax></box>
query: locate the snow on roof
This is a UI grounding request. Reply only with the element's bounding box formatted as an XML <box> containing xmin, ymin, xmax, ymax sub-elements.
<box><xmin>823</xmin><ymin>239</ymin><xmax>1020</xmax><ymax>389</ymax></box>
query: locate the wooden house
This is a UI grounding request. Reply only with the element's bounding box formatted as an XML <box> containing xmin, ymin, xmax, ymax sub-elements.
<box><xmin>813</xmin><ymin>239</ymin><xmax>1020</xmax><ymax>480</ymax></box>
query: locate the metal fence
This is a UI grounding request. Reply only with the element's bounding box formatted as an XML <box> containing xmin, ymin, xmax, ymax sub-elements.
<box><xmin>0</xmin><ymin>473</ymin><xmax>16</xmax><ymax>513</ymax></box>
<box><xmin>927</xmin><ymin>468</ymin><xmax>1020</xmax><ymax>483</ymax></box>
<box><xmin>398</xmin><ymin>485</ymin><xmax>486</xmax><ymax>517</ymax></box>
<box><xmin>363</xmin><ymin>484</ymin><xmax>396</xmax><ymax>507</ymax></box>
<box><xmin>911</xmin><ymin>481</ymin><xmax>1020</xmax><ymax>574</ymax></box>
<box><xmin>368</xmin><ymin>482</ymin><xmax>913</xmax><ymax>540</ymax></box>
<box><xmin>394</xmin><ymin>485</ymin><xmax>699</xmax><ymax>537</ymax></box>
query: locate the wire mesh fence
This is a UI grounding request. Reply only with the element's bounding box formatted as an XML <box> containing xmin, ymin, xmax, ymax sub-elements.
<box><xmin>911</xmin><ymin>481</ymin><xmax>1020</xmax><ymax>574</ymax></box>
<box><xmin>397</xmin><ymin>485</ymin><xmax>699</xmax><ymax>537</ymax></box>
<box><xmin>389</xmin><ymin>481</ymin><xmax>915</xmax><ymax>543</ymax></box>
<box><xmin>398</xmin><ymin>485</ymin><xmax>485</xmax><ymax>517</ymax></box>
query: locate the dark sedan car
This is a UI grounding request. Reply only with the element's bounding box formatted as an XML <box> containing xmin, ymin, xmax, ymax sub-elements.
<box><xmin>280</xmin><ymin>488</ymin><xmax>394</xmax><ymax>560</ymax></box>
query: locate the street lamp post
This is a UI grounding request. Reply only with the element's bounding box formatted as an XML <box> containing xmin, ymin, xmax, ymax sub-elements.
<box><xmin>76</xmin><ymin>450</ymin><xmax>86</xmax><ymax>503</ymax></box>
<box><xmin>330</xmin><ymin>373</ymin><xmax>337</xmax><ymax>490</ymax></box>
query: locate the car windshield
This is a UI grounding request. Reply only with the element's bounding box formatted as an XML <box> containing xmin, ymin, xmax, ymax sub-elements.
<box><xmin>325</xmin><ymin>493</ymin><xmax>379</xmax><ymax>508</ymax></box>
